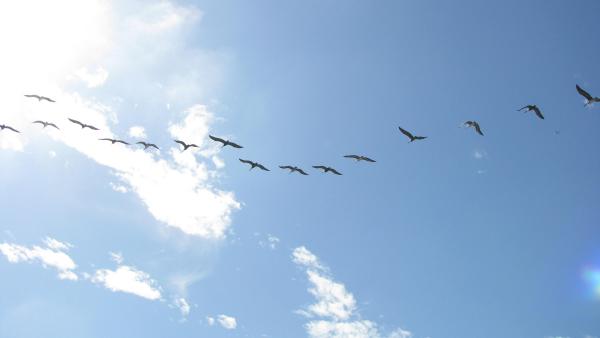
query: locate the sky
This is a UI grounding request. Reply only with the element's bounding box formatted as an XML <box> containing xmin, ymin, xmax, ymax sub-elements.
<box><xmin>0</xmin><ymin>1</ymin><xmax>599</xmax><ymax>337</ymax></box>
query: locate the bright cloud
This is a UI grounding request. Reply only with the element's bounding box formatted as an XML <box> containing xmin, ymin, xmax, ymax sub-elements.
<box><xmin>92</xmin><ymin>265</ymin><xmax>162</xmax><ymax>300</ymax></box>
<box><xmin>0</xmin><ymin>237</ymin><xmax>78</xmax><ymax>281</ymax></box>
<box><xmin>109</xmin><ymin>182</ymin><xmax>128</xmax><ymax>194</ymax></box>
<box><xmin>174</xmin><ymin>298</ymin><xmax>191</xmax><ymax>317</ymax></box>
<box><xmin>293</xmin><ymin>246</ymin><xmax>411</xmax><ymax>338</ymax></box>
<box><xmin>75</xmin><ymin>66</ymin><xmax>109</xmax><ymax>88</ymax></box>
<box><xmin>128</xmin><ymin>126</ymin><xmax>147</xmax><ymax>139</ymax></box>
<box><xmin>217</xmin><ymin>314</ymin><xmax>237</xmax><ymax>330</ymax></box>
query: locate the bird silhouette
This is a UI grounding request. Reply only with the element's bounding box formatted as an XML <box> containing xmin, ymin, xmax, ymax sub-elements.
<box><xmin>0</xmin><ymin>124</ymin><xmax>20</xmax><ymax>133</ymax></box>
<box><xmin>279</xmin><ymin>165</ymin><xmax>309</xmax><ymax>175</ymax></box>
<box><xmin>398</xmin><ymin>127</ymin><xmax>427</xmax><ymax>142</ymax></box>
<box><xmin>576</xmin><ymin>84</ymin><xmax>600</xmax><ymax>106</ymax></box>
<box><xmin>174</xmin><ymin>140</ymin><xmax>198</xmax><ymax>151</ymax></box>
<box><xmin>313</xmin><ymin>166</ymin><xmax>342</xmax><ymax>175</ymax></box>
<box><xmin>344</xmin><ymin>155</ymin><xmax>376</xmax><ymax>162</ymax></box>
<box><xmin>33</xmin><ymin>121</ymin><xmax>59</xmax><ymax>130</ymax></box>
<box><xmin>209</xmin><ymin>135</ymin><xmax>243</xmax><ymax>148</ymax></box>
<box><xmin>240</xmin><ymin>159</ymin><xmax>269</xmax><ymax>171</ymax></box>
<box><xmin>518</xmin><ymin>105</ymin><xmax>544</xmax><ymax>119</ymax></box>
<box><xmin>463</xmin><ymin>121</ymin><xmax>484</xmax><ymax>136</ymax></box>
<box><xmin>68</xmin><ymin>118</ymin><xmax>99</xmax><ymax>130</ymax></box>
<box><xmin>99</xmin><ymin>138</ymin><xmax>130</xmax><ymax>145</ymax></box>
<box><xmin>136</xmin><ymin>141</ymin><xmax>159</xmax><ymax>150</ymax></box>
<box><xmin>24</xmin><ymin>94</ymin><xmax>55</xmax><ymax>102</ymax></box>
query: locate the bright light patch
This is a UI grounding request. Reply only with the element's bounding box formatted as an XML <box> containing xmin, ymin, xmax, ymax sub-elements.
<box><xmin>583</xmin><ymin>267</ymin><xmax>600</xmax><ymax>299</ymax></box>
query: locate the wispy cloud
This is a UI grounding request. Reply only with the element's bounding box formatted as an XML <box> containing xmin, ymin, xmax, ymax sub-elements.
<box><xmin>0</xmin><ymin>237</ymin><xmax>78</xmax><ymax>281</ymax></box>
<box><xmin>473</xmin><ymin>149</ymin><xmax>487</xmax><ymax>160</ymax></box>
<box><xmin>217</xmin><ymin>314</ymin><xmax>238</xmax><ymax>330</ymax></box>
<box><xmin>292</xmin><ymin>246</ymin><xmax>411</xmax><ymax>338</ymax></box>
<box><xmin>91</xmin><ymin>264</ymin><xmax>162</xmax><ymax>300</ymax></box>
<box><xmin>174</xmin><ymin>297</ymin><xmax>191</xmax><ymax>317</ymax></box>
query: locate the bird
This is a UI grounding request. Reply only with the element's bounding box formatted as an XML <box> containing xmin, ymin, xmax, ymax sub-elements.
<box><xmin>517</xmin><ymin>105</ymin><xmax>544</xmax><ymax>119</ymax></box>
<box><xmin>209</xmin><ymin>135</ymin><xmax>243</xmax><ymax>148</ymax></box>
<box><xmin>24</xmin><ymin>94</ymin><xmax>55</xmax><ymax>102</ymax></box>
<box><xmin>239</xmin><ymin>159</ymin><xmax>269</xmax><ymax>171</ymax></box>
<box><xmin>32</xmin><ymin>120</ymin><xmax>59</xmax><ymax>130</ymax></box>
<box><xmin>576</xmin><ymin>84</ymin><xmax>600</xmax><ymax>106</ymax></box>
<box><xmin>279</xmin><ymin>165</ymin><xmax>309</xmax><ymax>175</ymax></box>
<box><xmin>463</xmin><ymin>121</ymin><xmax>484</xmax><ymax>136</ymax></box>
<box><xmin>99</xmin><ymin>138</ymin><xmax>130</xmax><ymax>145</ymax></box>
<box><xmin>68</xmin><ymin>118</ymin><xmax>99</xmax><ymax>130</ymax></box>
<box><xmin>344</xmin><ymin>155</ymin><xmax>376</xmax><ymax>162</ymax></box>
<box><xmin>0</xmin><ymin>124</ymin><xmax>20</xmax><ymax>133</ymax></box>
<box><xmin>136</xmin><ymin>141</ymin><xmax>159</xmax><ymax>150</ymax></box>
<box><xmin>313</xmin><ymin>166</ymin><xmax>342</xmax><ymax>175</ymax></box>
<box><xmin>174</xmin><ymin>140</ymin><xmax>198</xmax><ymax>151</ymax></box>
<box><xmin>398</xmin><ymin>127</ymin><xmax>427</xmax><ymax>142</ymax></box>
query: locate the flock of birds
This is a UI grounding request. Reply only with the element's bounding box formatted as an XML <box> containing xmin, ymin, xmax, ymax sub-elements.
<box><xmin>2</xmin><ymin>84</ymin><xmax>600</xmax><ymax>176</ymax></box>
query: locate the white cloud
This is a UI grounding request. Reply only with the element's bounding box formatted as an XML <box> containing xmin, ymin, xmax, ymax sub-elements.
<box><xmin>91</xmin><ymin>265</ymin><xmax>161</xmax><ymax>300</ymax></box>
<box><xmin>206</xmin><ymin>316</ymin><xmax>215</xmax><ymax>326</ymax></box>
<box><xmin>259</xmin><ymin>234</ymin><xmax>280</xmax><ymax>250</ymax></box>
<box><xmin>127</xmin><ymin>1</ymin><xmax>202</xmax><ymax>33</ymax></box>
<box><xmin>0</xmin><ymin>130</ymin><xmax>25</xmax><ymax>152</ymax></box>
<box><xmin>293</xmin><ymin>246</ymin><xmax>411</xmax><ymax>338</ymax></box>
<box><xmin>0</xmin><ymin>238</ymin><xmax>78</xmax><ymax>281</ymax></box>
<box><xmin>174</xmin><ymin>297</ymin><xmax>190</xmax><ymax>317</ymax></box>
<box><xmin>128</xmin><ymin>126</ymin><xmax>147</xmax><ymax>139</ymax></box>
<box><xmin>217</xmin><ymin>314</ymin><xmax>237</xmax><ymax>330</ymax></box>
<box><xmin>75</xmin><ymin>66</ymin><xmax>109</xmax><ymax>88</ymax></box>
<box><xmin>109</xmin><ymin>182</ymin><xmax>128</xmax><ymax>194</ymax></box>
<box><xmin>473</xmin><ymin>149</ymin><xmax>487</xmax><ymax>160</ymax></box>
<box><xmin>109</xmin><ymin>251</ymin><xmax>124</xmax><ymax>264</ymax></box>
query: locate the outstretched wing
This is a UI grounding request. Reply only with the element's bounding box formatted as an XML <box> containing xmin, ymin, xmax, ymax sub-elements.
<box><xmin>414</xmin><ymin>136</ymin><xmax>427</xmax><ymax>140</ymax></box>
<box><xmin>149</xmin><ymin>143</ymin><xmax>159</xmax><ymax>150</ymax></box>
<box><xmin>239</xmin><ymin>158</ymin><xmax>253</xmax><ymax>165</ymax></box>
<box><xmin>344</xmin><ymin>155</ymin><xmax>360</xmax><ymax>160</ymax></box>
<box><xmin>362</xmin><ymin>156</ymin><xmax>376</xmax><ymax>162</ymax></box>
<box><xmin>517</xmin><ymin>106</ymin><xmax>529</xmax><ymax>112</ymax></box>
<box><xmin>279</xmin><ymin>165</ymin><xmax>293</xmax><ymax>170</ymax></box>
<box><xmin>576</xmin><ymin>84</ymin><xmax>593</xmax><ymax>101</ymax></box>
<box><xmin>68</xmin><ymin>118</ymin><xmax>84</xmax><ymax>127</ymax></box>
<box><xmin>4</xmin><ymin>126</ymin><xmax>20</xmax><ymax>133</ymax></box>
<box><xmin>256</xmin><ymin>163</ymin><xmax>270</xmax><ymax>171</ymax></box>
<box><xmin>116</xmin><ymin>140</ymin><xmax>130</xmax><ymax>145</ymax></box>
<box><xmin>48</xmin><ymin>123</ymin><xmax>59</xmax><ymax>130</ymax></box>
<box><xmin>228</xmin><ymin>141</ymin><xmax>243</xmax><ymax>148</ymax></box>
<box><xmin>136</xmin><ymin>141</ymin><xmax>147</xmax><ymax>146</ymax></box>
<box><xmin>297</xmin><ymin>168</ymin><xmax>309</xmax><ymax>175</ymax></box>
<box><xmin>99</xmin><ymin>138</ymin><xmax>114</xmax><ymax>142</ymax></box>
<box><xmin>209</xmin><ymin>135</ymin><xmax>226</xmax><ymax>144</ymax></box>
<box><xmin>85</xmin><ymin>124</ymin><xmax>100</xmax><ymax>130</ymax></box>
<box><xmin>174</xmin><ymin>140</ymin><xmax>187</xmax><ymax>148</ymax></box>
<box><xmin>532</xmin><ymin>106</ymin><xmax>544</xmax><ymax>119</ymax></box>
<box><xmin>41</xmin><ymin>96</ymin><xmax>55</xmax><ymax>102</ymax></box>
<box><xmin>24</xmin><ymin>94</ymin><xmax>40</xmax><ymax>99</ymax></box>
<box><xmin>32</xmin><ymin>120</ymin><xmax>45</xmax><ymax>126</ymax></box>
<box><xmin>313</xmin><ymin>165</ymin><xmax>327</xmax><ymax>170</ymax></box>
<box><xmin>329</xmin><ymin>168</ymin><xmax>343</xmax><ymax>175</ymax></box>
<box><xmin>398</xmin><ymin>127</ymin><xmax>414</xmax><ymax>140</ymax></box>
<box><xmin>473</xmin><ymin>122</ymin><xmax>484</xmax><ymax>136</ymax></box>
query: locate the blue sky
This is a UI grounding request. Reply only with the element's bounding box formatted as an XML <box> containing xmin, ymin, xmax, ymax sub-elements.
<box><xmin>0</xmin><ymin>1</ymin><xmax>599</xmax><ymax>337</ymax></box>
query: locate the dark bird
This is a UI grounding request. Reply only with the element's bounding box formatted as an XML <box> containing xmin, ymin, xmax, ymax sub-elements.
<box><xmin>32</xmin><ymin>120</ymin><xmax>59</xmax><ymax>130</ymax></box>
<box><xmin>209</xmin><ymin>135</ymin><xmax>243</xmax><ymax>148</ymax></box>
<box><xmin>344</xmin><ymin>155</ymin><xmax>376</xmax><ymax>162</ymax></box>
<box><xmin>174</xmin><ymin>140</ymin><xmax>198</xmax><ymax>151</ymax></box>
<box><xmin>517</xmin><ymin>105</ymin><xmax>544</xmax><ymax>119</ymax></box>
<box><xmin>576</xmin><ymin>84</ymin><xmax>600</xmax><ymax>106</ymax></box>
<box><xmin>463</xmin><ymin>121</ymin><xmax>484</xmax><ymax>136</ymax></box>
<box><xmin>313</xmin><ymin>166</ymin><xmax>342</xmax><ymax>175</ymax></box>
<box><xmin>239</xmin><ymin>159</ymin><xmax>269</xmax><ymax>171</ymax></box>
<box><xmin>0</xmin><ymin>124</ymin><xmax>20</xmax><ymax>133</ymax></box>
<box><xmin>24</xmin><ymin>94</ymin><xmax>55</xmax><ymax>102</ymax></box>
<box><xmin>279</xmin><ymin>165</ymin><xmax>309</xmax><ymax>175</ymax></box>
<box><xmin>99</xmin><ymin>138</ymin><xmax>130</xmax><ymax>145</ymax></box>
<box><xmin>398</xmin><ymin>127</ymin><xmax>427</xmax><ymax>142</ymax></box>
<box><xmin>68</xmin><ymin>118</ymin><xmax>100</xmax><ymax>130</ymax></box>
<box><xmin>136</xmin><ymin>141</ymin><xmax>159</xmax><ymax>150</ymax></box>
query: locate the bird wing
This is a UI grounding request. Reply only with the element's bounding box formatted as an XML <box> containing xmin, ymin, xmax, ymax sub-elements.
<box><xmin>117</xmin><ymin>140</ymin><xmax>130</xmax><ymax>145</ymax></box>
<box><xmin>68</xmin><ymin>118</ymin><xmax>83</xmax><ymax>127</ymax></box>
<box><xmin>209</xmin><ymin>135</ymin><xmax>226</xmax><ymax>144</ymax></box>
<box><xmin>136</xmin><ymin>141</ymin><xmax>147</xmax><ymax>146</ymax></box>
<box><xmin>398</xmin><ymin>127</ymin><xmax>414</xmax><ymax>139</ymax></box>
<box><xmin>228</xmin><ymin>141</ymin><xmax>243</xmax><ymax>148</ymax></box>
<box><xmin>313</xmin><ymin>166</ymin><xmax>326</xmax><ymax>170</ymax></box>
<box><xmin>24</xmin><ymin>94</ymin><xmax>40</xmax><ymax>99</ymax></box>
<box><xmin>344</xmin><ymin>155</ymin><xmax>360</xmax><ymax>159</ymax></box>
<box><xmin>532</xmin><ymin>106</ymin><xmax>544</xmax><ymax>119</ymax></box>
<box><xmin>99</xmin><ymin>138</ymin><xmax>114</xmax><ymax>142</ymax></box>
<box><xmin>297</xmin><ymin>169</ymin><xmax>309</xmax><ymax>175</ymax></box>
<box><xmin>32</xmin><ymin>121</ymin><xmax>45</xmax><ymax>125</ymax></box>
<box><xmin>474</xmin><ymin>123</ymin><xmax>484</xmax><ymax>136</ymax></box>
<box><xmin>5</xmin><ymin>126</ymin><xmax>20</xmax><ymax>133</ymax></box>
<box><xmin>517</xmin><ymin>106</ymin><xmax>529</xmax><ymax>111</ymax></box>
<box><xmin>363</xmin><ymin>156</ymin><xmax>376</xmax><ymax>162</ymax></box>
<box><xmin>239</xmin><ymin>158</ymin><xmax>253</xmax><ymax>165</ymax></box>
<box><xmin>189</xmin><ymin>144</ymin><xmax>199</xmax><ymax>148</ymax></box>
<box><xmin>330</xmin><ymin>168</ymin><xmax>342</xmax><ymax>175</ymax></box>
<box><xmin>41</xmin><ymin>96</ymin><xmax>55</xmax><ymax>102</ymax></box>
<box><xmin>48</xmin><ymin>123</ymin><xmax>59</xmax><ymax>129</ymax></box>
<box><xmin>149</xmin><ymin>144</ymin><xmax>159</xmax><ymax>150</ymax></box>
<box><xmin>174</xmin><ymin>140</ymin><xmax>187</xmax><ymax>148</ymax></box>
<box><xmin>86</xmin><ymin>124</ymin><xmax>100</xmax><ymax>130</ymax></box>
<box><xmin>414</xmin><ymin>136</ymin><xmax>427</xmax><ymax>140</ymax></box>
<box><xmin>279</xmin><ymin>165</ymin><xmax>293</xmax><ymax>170</ymax></box>
<box><xmin>576</xmin><ymin>85</ymin><xmax>593</xmax><ymax>101</ymax></box>
<box><xmin>256</xmin><ymin>163</ymin><xmax>270</xmax><ymax>171</ymax></box>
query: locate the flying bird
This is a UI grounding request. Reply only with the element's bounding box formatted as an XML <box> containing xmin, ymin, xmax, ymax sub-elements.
<box><xmin>0</xmin><ymin>124</ymin><xmax>20</xmax><ymax>133</ymax></box>
<box><xmin>99</xmin><ymin>138</ymin><xmax>130</xmax><ymax>145</ymax></box>
<box><xmin>209</xmin><ymin>135</ymin><xmax>243</xmax><ymax>148</ymax></box>
<box><xmin>239</xmin><ymin>159</ymin><xmax>270</xmax><ymax>171</ymax></box>
<box><xmin>313</xmin><ymin>166</ymin><xmax>342</xmax><ymax>175</ymax></box>
<box><xmin>517</xmin><ymin>105</ymin><xmax>544</xmax><ymax>119</ymax></box>
<box><xmin>576</xmin><ymin>84</ymin><xmax>600</xmax><ymax>106</ymax></box>
<box><xmin>24</xmin><ymin>94</ymin><xmax>55</xmax><ymax>102</ymax></box>
<box><xmin>32</xmin><ymin>120</ymin><xmax>59</xmax><ymax>130</ymax></box>
<box><xmin>68</xmin><ymin>118</ymin><xmax>99</xmax><ymax>130</ymax></box>
<box><xmin>463</xmin><ymin>121</ymin><xmax>484</xmax><ymax>136</ymax></box>
<box><xmin>398</xmin><ymin>127</ymin><xmax>427</xmax><ymax>142</ymax></box>
<box><xmin>136</xmin><ymin>141</ymin><xmax>159</xmax><ymax>150</ymax></box>
<box><xmin>174</xmin><ymin>140</ymin><xmax>198</xmax><ymax>151</ymax></box>
<box><xmin>279</xmin><ymin>165</ymin><xmax>309</xmax><ymax>175</ymax></box>
<box><xmin>344</xmin><ymin>155</ymin><xmax>376</xmax><ymax>162</ymax></box>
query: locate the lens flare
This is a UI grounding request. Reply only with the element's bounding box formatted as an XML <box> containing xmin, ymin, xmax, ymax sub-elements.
<box><xmin>583</xmin><ymin>267</ymin><xmax>600</xmax><ymax>299</ymax></box>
